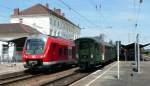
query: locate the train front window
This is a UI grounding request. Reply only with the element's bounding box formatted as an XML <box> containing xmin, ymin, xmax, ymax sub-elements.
<box><xmin>26</xmin><ymin>39</ymin><xmax>45</xmax><ymax>54</ymax></box>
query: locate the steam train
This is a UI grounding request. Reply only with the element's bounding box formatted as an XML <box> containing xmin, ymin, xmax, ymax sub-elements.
<box><xmin>22</xmin><ymin>34</ymin><xmax>77</xmax><ymax>69</ymax></box>
<box><xmin>75</xmin><ymin>37</ymin><xmax>116</xmax><ymax>69</ymax></box>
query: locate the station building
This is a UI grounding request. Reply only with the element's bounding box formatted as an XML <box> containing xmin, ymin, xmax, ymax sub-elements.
<box><xmin>0</xmin><ymin>3</ymin><xmax>80</xmax><ymax>62</ymax></box>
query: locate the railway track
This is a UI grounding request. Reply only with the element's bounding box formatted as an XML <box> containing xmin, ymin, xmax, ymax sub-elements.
<box><xmin>0</xmin><ymin>70</ymin><xmax>42</xmax><ymax>86</ymax></box>
<box><xmin>41</xmin><ymin>61</ymin><xmax>115</xmax><ymax>86</ymax></box>
<box><xmin>0</xmin><ymin>67</ymin><xmax>80</xmax><ymax>86</ymax></box>
<box><xmin>0</xmin><ymin>71</ymin><xmax>27</xmax><ymax>81</ymax></box>
<box><xmin>41</xmin><ymin>72</ymin><xmax>91</xmax><ymax>86</ymax></box>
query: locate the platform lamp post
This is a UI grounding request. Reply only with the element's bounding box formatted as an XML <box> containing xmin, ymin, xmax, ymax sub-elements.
<box><xmin>137</xmin><ymin>34</ymin><xmax>140</xmax><ymax>73</ymax></box>
<box><xmin>136</xmin><ymin>0</ymin><xmax>143</xmax><ymax>73</ymax></box>
<box><xmin>116</xmin><ymin>41</ymin><xmax>121</xmax><ymax>79</ymax></box>
<box><xmin>134</xmin><ymin>41</ymin><xmax>137</xmax><ymax>66</ymax></box>
<box><xmin>134</xmin><ymin>0</ymin><xmax>143</xmax><ymax>72</ymax></box>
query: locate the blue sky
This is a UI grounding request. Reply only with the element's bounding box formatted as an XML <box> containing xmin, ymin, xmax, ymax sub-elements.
<box><xmin>0</xmin><ymin>0</ymin><xmax>149</xmax><ymax>47</ymax></box>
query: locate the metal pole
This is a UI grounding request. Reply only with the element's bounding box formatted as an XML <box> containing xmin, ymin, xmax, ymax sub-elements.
<box><xmin>117</xmin><ymin>41</ymin><xmax>120</xmax><ymax>79</ymax></box>
<box><xmin>134</xmin><ymin>41</ymin><xmax>137</xmax><ymax>66</ymax></box>
<box><xmin>137</xmin><ymin>34</ymin><xmax>140</xmax><ymax>73</ymax></box>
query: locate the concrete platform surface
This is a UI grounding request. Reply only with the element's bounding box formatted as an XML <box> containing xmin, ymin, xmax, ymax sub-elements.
<box><xmin>0</xmin><ymin>62</ymin><xmax>26</xmax><ymax>75</ymax></box>
<box><xmin>70</xmin><ymin>61</ymin><xmax>150</xmax><ymax>86</ymax></box>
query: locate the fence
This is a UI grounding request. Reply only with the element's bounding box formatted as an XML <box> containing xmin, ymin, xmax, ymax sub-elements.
<box><xmin>0</xmin><ymin>47</ymin><xmax>23</xmax><ymax>64</ymax></box>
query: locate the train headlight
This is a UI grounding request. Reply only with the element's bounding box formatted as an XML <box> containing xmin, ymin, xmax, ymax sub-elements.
<box><xmin>91</xmin><ymin>54</ymin><xmax>93</xmax><ymax>59</ymax></box>
<box><xmin>40</xmin><ymin>55</ymin><xmax>45</xmax><ymax>58</ymax></box>
<box><xmin>40</xmin><ymin>55</ymin><xmax>44</xmax><ymax>58</ymax></box>
<box><xmin>24</xmin><ymin>55</ymin><xmax>27</xmax><ymax>58</ymax></box>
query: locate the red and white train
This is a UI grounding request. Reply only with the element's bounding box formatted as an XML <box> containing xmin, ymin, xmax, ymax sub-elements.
<box><xmin>22</xmin><ymin>34</ymin><xmax>76</xmax><ymax>69</ymax></box>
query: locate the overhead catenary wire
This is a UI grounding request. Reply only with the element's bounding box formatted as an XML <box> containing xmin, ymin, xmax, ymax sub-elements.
<box><xmin>87</xmin><ymin>0</ymin><xmax>112</xmax><ymax>29</ymax></box>
<box><xmin>88</xmin><ymin>0</ymin><xmax>98</xmax><ymax>10</ymax></box>
<box><xmin>52</xmin><ymin>0</ymin><xmax>89</xmax><ymax>28</ymax></box>
<box><xmin>58</xmin><ymin>0</ymin><xmax>98</xmax><ymax>27</ymax></box>
<box><xmin>134</xmin><ymin>0</ymin><xmax>143</xmax><ymax>29</ymax></box>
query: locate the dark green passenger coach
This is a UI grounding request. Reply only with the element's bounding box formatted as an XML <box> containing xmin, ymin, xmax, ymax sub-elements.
<box><xmin>75</xmin><ymin>37</ymin><xmax>116</xmax><ymax>69</ymax></box>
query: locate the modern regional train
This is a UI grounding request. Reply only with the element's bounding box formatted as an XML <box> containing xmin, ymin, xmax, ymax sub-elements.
<box><xmin>22</xmin><ymin>34</ymin><xmax>77</xmax><ymax>69</ymax></box>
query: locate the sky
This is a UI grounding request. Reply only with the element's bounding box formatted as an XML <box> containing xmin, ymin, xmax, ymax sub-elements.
<box><xmin>0</xmin><ymin>0</ymin><xmax>149</xmax><ymax>47</ymax></box>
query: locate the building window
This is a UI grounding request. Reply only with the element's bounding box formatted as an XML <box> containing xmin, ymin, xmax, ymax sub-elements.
<box><xmin>61</xmin><ymin>24</ymin><xmax>63</xmax><ymax>29</ymax></box>
<box><xmin>58</xmin><ymin>21</ymin><xmax>59</xmax><ymax>27</ymax></box>
<box><xmin>19</xmin><ymin>18</ymin><xmax>23</xmax><ymax>23</ymax></box>
<box><xmin>50</xmin><ymin>18</ymin><xmax>52</xmax><ymax>24</ymax></box>
<box><xmin>53</xmin><ymin>30</ymin><xmax>56</xmax><ymax>36</ymax></box>
<box><xmin>58</xmin><ymin>31</ymin><xmax>60</xmax><ymax>36</ymax></box>
<box><xmin>50</xmin><ymin>29</ymin><xmax>53</xmax><ymax>36</ymax></box>
<box><xmin>54</xmin><ymin>20</ymin><xmax>56</xmax><ymax>26</ymax></box>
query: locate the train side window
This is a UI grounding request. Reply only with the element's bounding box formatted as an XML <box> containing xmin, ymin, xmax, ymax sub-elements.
<box><xmin>59</xmin><ymin>48</ymin><xmax>63</xmax><ymax>56</ymax></box>
<box><xmin>51</xmin><ymin>43</ymin><xmax>57</xmax><ymax>55</ymax></box>
<box><xmin>64</xmin><ymin>48</ymin><xmax>67</xmax><ymax>56</ymax></box>
<box><xmin>68</xmin><ymin>48</ymin><xmax>72</xmax><ymax>56</ymax></box>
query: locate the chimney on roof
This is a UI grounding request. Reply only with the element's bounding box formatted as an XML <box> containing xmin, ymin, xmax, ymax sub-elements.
<box><xmin>45</xmin><ymin>3</ymin><xmax>49</xmax><ymax>8</ymax></box>
<box><xmin>14</xmin><ymin>8</ymin><xmax>19</xmax><ymax>15</ymax></box>
<box><xmin>54</xmin><ymin>8</ymin><xmax>61</xmax><ymax>15</ymax></box>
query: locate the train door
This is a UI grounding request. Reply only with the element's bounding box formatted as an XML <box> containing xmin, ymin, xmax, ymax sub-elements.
<box><xmin>68</xmin><ymin>46</ymin><xmax>72</xmax><ymax>62</ymax></box>
<box><xmin>64</xmin><ymin>47</ymin><xmax>68</xmax><ymax>61</ymax></box>
<box><xmin>50</xmin><ymin>43</ymin><xmax>58</xmax><ymax>61</ymax></box>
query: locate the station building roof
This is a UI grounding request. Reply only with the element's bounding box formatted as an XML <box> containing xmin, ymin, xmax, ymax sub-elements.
<box><xmin>0</xmin><ymin>23</ymin><xmax>40</xmax><ymax>41</ymax></box>
<box><xmin>0</xmin><ymin>23</ymin><xmax>40</xmax><ymax>33</ymax></box>
<box><xmin>122</xmin><ymin>43</ymin><xmax>150</xmax><ymax>49</ymax></box>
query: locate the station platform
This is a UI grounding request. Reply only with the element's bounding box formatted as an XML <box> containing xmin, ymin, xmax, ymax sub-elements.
<box><xmin>0</xmin><ymin>62</ymin><xmax>26</xmax><ymax>75</ymax></box>
<box><xmin>70</xmin><ymin>61</ymin><xmax>150</xmax><ymax>86</ymax></box>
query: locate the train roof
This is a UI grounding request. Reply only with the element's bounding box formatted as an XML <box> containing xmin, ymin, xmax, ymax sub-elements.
<box><xmin>75</xmin><ymin>37</ymin><xmax>114</xmax><ymax>47</ymax></box>
<box><xmin>28</xmin><ymin>34</ymin><xmax>75</xmax><ymax>46</ymax></box>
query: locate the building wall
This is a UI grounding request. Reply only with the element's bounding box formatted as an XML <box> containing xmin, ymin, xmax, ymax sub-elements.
<box><xmin>11</xmin><ymin>15</ymin><xmax>50</xmax><ymax>35</ymax></box>
<box><xmin>0</xmin><ymin>41</ymin><xmax>3</xmax><ymax>58</ymax></box>
<box><xmin>11</xmin><ymin>14</ymin><xmax>80</xmax><ymax>40</ymax></box>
